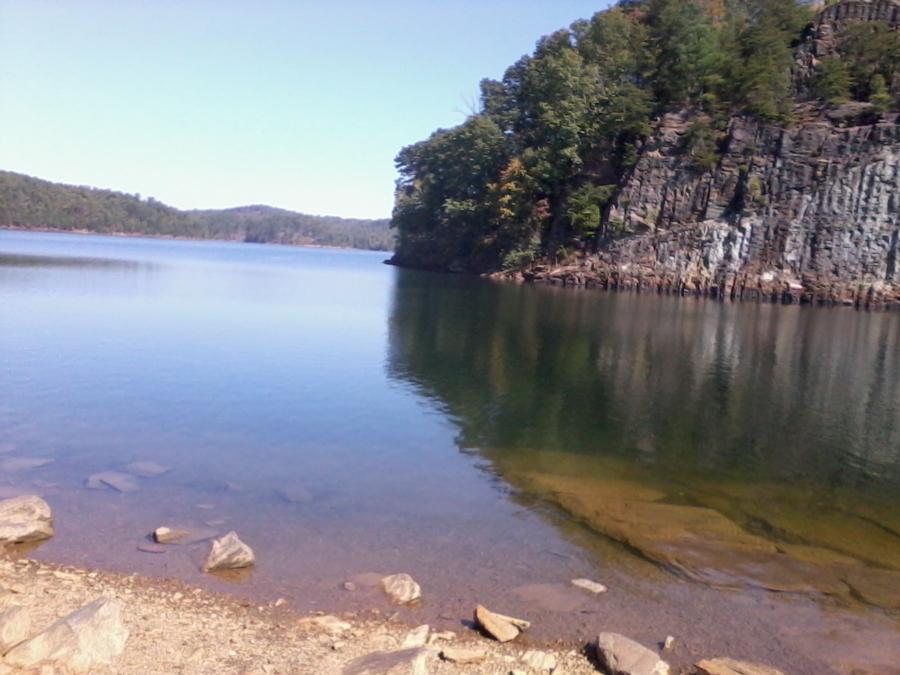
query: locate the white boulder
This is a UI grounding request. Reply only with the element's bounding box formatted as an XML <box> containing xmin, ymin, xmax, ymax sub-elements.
<box><xmin>380</xmin><ymin>573</ymin><xmax>421</xmax><ymax>604</ymax></box>
<box><xmin>0</xmin><ymin>495</ymin><xmax>54</xmax><ymax>545</ymax></box>
<box><xmin>203</xmin><ymin>531</ymin><xmax>255</xmax><ymax>572</ymax></box>
<box><xmin>596</xmin><ymin>632</ymin><xmax>669</xmax><ymax>675</ymax></box>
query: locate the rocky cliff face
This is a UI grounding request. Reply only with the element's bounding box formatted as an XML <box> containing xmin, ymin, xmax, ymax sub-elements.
<box><xmin>518</xmin><ymin>1</ymin><xmax>900</xmax><ymax>309</ymax></box>
<box><xmin>796</xmin><ymin>0</ymin><xmax>900</xmax><ymax>95</ymax></box>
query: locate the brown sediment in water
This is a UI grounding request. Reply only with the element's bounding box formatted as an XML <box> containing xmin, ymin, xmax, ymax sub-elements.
<box><xmin>494</xmin><ymin>450</ymin><xmax>900</xmax><ymax>612</ymax></box>
<box><xmin>5</xmin><ymin>453</ymin><xmax>900</xmax><ymax>674</ymax></box>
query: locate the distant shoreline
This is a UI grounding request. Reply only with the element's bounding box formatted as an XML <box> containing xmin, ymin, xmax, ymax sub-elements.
<box><xmin>0</xmin><ymin>225</ymin><xmax>393</xmax><ymax>254</ymax></box>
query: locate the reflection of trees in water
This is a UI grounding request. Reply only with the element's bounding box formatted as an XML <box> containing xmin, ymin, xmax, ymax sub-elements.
<box><xmin>0</xmin><ymin>253</ymin><xmax>148</xmax><ymax>270</ymax></box>
<box><xmin>386</xmin><ymin>270</ymin><xmax>900</xmax><ymax>494</ymax></box>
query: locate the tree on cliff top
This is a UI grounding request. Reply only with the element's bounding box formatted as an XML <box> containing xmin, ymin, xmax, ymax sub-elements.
<box><xmin>390</xmin><ymin>0</ymin><xmax>894</xmax><ymax>274</ymax></box>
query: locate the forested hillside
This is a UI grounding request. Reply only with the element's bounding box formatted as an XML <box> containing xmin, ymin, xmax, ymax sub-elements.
<box><xmin>389</xmin><ymin>0</ymin><xmax>900</xmax><ymax>285</ymax></box>
<box><xmin>0</xmin><ymin>171</ymin><xmax>394</xmax><ymax>251</ymax></box>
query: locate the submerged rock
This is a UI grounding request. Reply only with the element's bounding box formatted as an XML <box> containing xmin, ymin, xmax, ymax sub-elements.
<box><xmin>571</xmin><ymin>578</ymin><xmax>607</xmax><ymax>594</ymax></box>
<box><xmin>515</xmin><ymin>471</ymin><xmax>853</xmax><ymax>596</ymax></box>
<box><xmin>85</xmin><ymin>472</ymin><xmax>139</xmax><ymax>494</ymax></box>
<box><xmin>0</xmin><ymin>457</ymin><xmax>53</xmax><ymax>472</ymax></box>
<box><xmin>0</xmin><ymin>605</ymin><xmax>31</xmax><ymax>654</ymax></box>
<box><xmin>694</xmin><ymin>657</ymin><xmax>784</xmax><ymax>675</ymax></box>
<box><xmin>276</xmin><ymin>487</ymin><xmax>314</xmax><ymax>504</ymax></box>
<box><xmin>512</xmin><ymin>582</ymin><xmax>586</xmax><ymax>612</ymax></box>
<box><xmin>4</xmin><ymin>597</ymin><xmax>128</xmax><ymax>673</ymax></box>
<box><xmin>136</xmin><ymin>543</ymin><xmax>166</xmax><ymax>554</ymax></box>
<box><xmin>380</xmin><ymin>573</ymin><xmax>421</xmax><ymax>605</ymax></box>
<box><xmin>839</xmin><ymin>566</ymin><xmax>900</xmax><ymax>611</ymax></box>
<box><xmin>473</xmin><ymin>605</ymin><xmax>530</xmax><ymax>643</ymax></box>
<box><xmin>123</xmin><ymin>461</ymin><xmax>171</xmax><ymax>478</ymax></box>
<box><xmin>0</xmin><ymin>495</ymin><xmax>54</xmax><ymax>545</ymax></box>
<box><xmin>153</xmin><ymin>526</ymin><xmax>191</xmax><ymax>544</ymax></box>
<box><xmin>203</xmin><ymin>531</ymin><xmax>255</xmax><ymax>572</ymax></box>
<box><xmin>596</xmin><ymin>632</ymin><xmax>669</xmax><ymax>675</ymax></box>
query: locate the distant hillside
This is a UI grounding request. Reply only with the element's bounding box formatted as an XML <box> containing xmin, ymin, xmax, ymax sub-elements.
<box><xmin>0</xmin><ymin>171</ymin><xmax>394</xmax><ymax>251</ymax></box>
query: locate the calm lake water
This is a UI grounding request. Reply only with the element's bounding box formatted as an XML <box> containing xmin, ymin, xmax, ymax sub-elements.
<box><xmin>2</xmin><ymin>230</ymin><xmax>899</xmax><ymax>674</ymax></box>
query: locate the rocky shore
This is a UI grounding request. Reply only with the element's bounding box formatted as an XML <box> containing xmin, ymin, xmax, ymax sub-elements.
<box><xmin>0</xmin><ymin>495</ymin><xmax>791</xmax><ymax>674</ymax></box>
<box><xmin>0</xmin><ymin>555</ymin><xmax>598</xmax><ymax>674</ymax></box>
<box><xmin>490</xmin><ymin>102</ymin><xmax>900</xmax><ymax>311</ymax></box>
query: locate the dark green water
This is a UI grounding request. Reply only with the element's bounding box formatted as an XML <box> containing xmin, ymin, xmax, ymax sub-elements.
<box><xmin>389</xmin><ymin>269</ymin><xmax>900</xmax><ymax>499</ymax></box>
<box><xmin>2</xmin><ymin>231</ymin><xmax>899</xmax><ymax>673</ymax></box>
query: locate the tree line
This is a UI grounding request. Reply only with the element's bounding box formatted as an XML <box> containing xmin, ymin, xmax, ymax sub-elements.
<box><xmin>391</xmin><ymin>0</ymin><xmax>900</xmax><ymax>272</ymax></box>
<box><xmin>0</xmin><ymin>171</ymin><xmax>394</xmax><ymax>251</ymax></box>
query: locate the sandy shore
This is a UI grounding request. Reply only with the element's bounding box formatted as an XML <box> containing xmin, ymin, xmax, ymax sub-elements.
<box><xmin>0</xmin><ymin>556</ymin><xmax>600</xmax><ymax>674</ymax></box>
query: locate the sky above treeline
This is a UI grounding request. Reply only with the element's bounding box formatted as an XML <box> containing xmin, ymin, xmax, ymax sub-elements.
<box><xmin>0</xmin><ymin>1</ymin><xmax>610</xmax><ymax>219</ymax></box>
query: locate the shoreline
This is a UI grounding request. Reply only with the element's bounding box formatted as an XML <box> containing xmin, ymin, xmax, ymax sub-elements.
<box><xmin>3</xmin><ymin>436</ymin><xmax>899</xmax><ymax>673</ymax></box>
<box><xmin>0</xmin><ymin>226</ymin><xmax>394</xmax><ymax>255</ymax></box>
<box><xmin>0</xmin><ymin>554</ymin><xmax>601</xmax><ymax>674</ymax></box>
<box><xmin>490</xmin><ymin>266</ymin><xmax>900</xmax><ymax>312</ymax></box>
<box><xmin>385</xmin><ymin>258</ymin><xmax>900</xmax><ymax>312</ymax></box>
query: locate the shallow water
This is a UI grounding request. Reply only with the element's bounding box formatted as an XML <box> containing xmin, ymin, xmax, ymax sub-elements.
<box><xmin>2</xmin><ymin>230</ymin><xmax>899</xmax><ymax>674</ymax></box>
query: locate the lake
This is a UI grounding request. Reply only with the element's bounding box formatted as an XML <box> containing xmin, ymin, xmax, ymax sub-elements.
<box><xmin>1</xmin><ymin>230</ymin><xmax>899</xmax><ymax>674</ymax></box>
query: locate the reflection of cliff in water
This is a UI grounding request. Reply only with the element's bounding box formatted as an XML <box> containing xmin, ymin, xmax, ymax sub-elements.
<box><xmin>386</xmin><ymin>270</ymin><xmax>900</xmax><ymax>608</ymax></box>
<box><xmin>387</xmin><ymin>269</ymin><xmax>900</xmax><ymax>489</ymax></box>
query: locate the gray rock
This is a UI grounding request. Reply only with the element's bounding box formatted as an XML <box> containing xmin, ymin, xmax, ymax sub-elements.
<box><xmin>522</xmin><ymin>649</ymin><xmax>557</xmax><ymax>671</ymax></box>
<box><xmin>591</xmin><ymin>94</ymin><xmax>900</xmax><ymax>309</ymax></box>
<box><xmin>85</xmin><ymin>471</ymin><xmax>139</xmax><ymax>493</ymax></box>
<box><xmin>203</xmin><ymin>531</ymin><xmax>255</xmax><ymax>572</ymax></box>
<box><xmin>153</xmin><ymin>526</ymin><xmax>191</xmax><ymax>544</ymax></box>
<box><xmin>380</xmin><ymin>573</ymin><xmax>421</xmax><ymax>605</ymax></box>
<box><xmin>0</xmin><ymin>495</ymin><xmax>54</xmax><ymax>545</ymax></box>
<box><xmin>0</xmin><ymin>605</ymin><xmax>31</xmax><ymax>654</ymax></box>
<box><xmin>400</xmin><ymin>625</ymin><xmax>429</xmax><ymax>648</ymax></box>
<box><xmin>342</xmin><ymin>647</ymin><xmax>430</xmax><ymax>675</ymax></box>
<box><xmin>474</xmin><ymin>605</ymin><xmax>529</xmax><ymax>643</ymax></box>
<box><xmin>596</xmin><ymin>632</ymin><xmax>669</xmax><ymax>675</ymax></box>
<box><xmin>694</xmin><ymin>657</ymin><xmax>784</xmax><ymax>675</ymax></box>
<box><xmin>4</xmin><ymin>597</ymin><xmax>128</xmax><ymax>673</ymax></box>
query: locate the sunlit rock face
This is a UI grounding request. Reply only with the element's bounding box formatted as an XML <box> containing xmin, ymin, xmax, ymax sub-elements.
<box><xmin>598</xmin><ymin>110</ymin><xmax>900</xmax><ymax>307</ymax></box>
<box><xmin>545</xmin><ymin>1</ymin><xmax>900</xmax><ymax>308</ymax></box>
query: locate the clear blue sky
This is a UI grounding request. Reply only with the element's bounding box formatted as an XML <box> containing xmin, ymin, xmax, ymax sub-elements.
<box><xmin>0</xmin><ymin>1</ymin><xmax>610</xmax><ymax>219</ymax></box>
